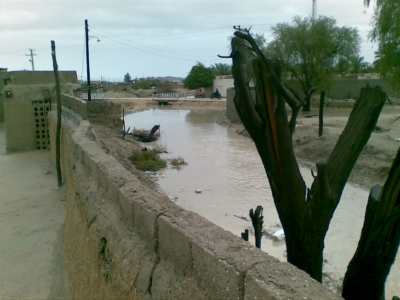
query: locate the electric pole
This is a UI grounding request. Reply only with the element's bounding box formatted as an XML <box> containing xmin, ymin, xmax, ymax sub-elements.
<box><xmin>85</xmin><ymin>19</ymin><xmax>92</xmax><ymax>101</ymax></box>
<box><xmin>26</xmin><ymin>48</ymin><xmax>36</xmax><ymax>71</ymax></box>
<box><xmin>312</xmin><ymin>0</ymin><xmax>317</xmax><ymax>21</ymax></box>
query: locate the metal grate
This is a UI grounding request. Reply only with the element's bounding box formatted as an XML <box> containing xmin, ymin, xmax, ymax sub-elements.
<box><xmin>32</xmin><ymin>99</ymin><xmax>51</xmax><ymax>150</ymax></box>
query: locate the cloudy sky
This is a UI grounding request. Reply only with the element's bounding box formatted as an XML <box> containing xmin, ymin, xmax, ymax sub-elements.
<box><xmin>0</xmin><ymin>0</ymin><xmax>376</xmax><ymax>81</ymax></box>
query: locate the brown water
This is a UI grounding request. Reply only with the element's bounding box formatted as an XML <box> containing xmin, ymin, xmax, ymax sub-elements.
<box><xmin>126</xmin><ymin>108</ymin><xmax>399</xmax><ymax>297</ymax></box>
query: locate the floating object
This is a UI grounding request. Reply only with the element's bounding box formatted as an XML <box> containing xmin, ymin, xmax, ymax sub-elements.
<box><xmin>272</xmin><ymin>229</ymin><xmax>285</xmax><ymax>241</ymax></box>
<box><xmin>195</xmin><ymin>189</ymin><xmax>202</xmax><ymax>194</ymax></box>
<box><xmin>132</xmin><ymin>125</ymin><xmax>160</xmax><ymax>142</ymax></box>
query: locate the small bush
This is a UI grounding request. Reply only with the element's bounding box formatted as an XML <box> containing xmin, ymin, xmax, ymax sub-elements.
<box><xmin>129</xmin><ymin>149</ymin><xmax>167</xmax><ymax>171</ymax></box>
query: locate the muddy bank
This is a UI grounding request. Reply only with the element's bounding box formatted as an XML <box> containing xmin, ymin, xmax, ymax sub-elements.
<box><xmin>224</xmin><ymin>105</ymin><xmax>400</xmax><ymax>189</ymax></box>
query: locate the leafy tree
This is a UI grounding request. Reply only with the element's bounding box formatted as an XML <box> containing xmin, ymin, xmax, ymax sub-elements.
<box><xmin>365</xmin><ymin>0</ymin><xmax>400</xmax><ymax>87</ymax></box>
<box><xmin>211</xmin><ymin>63</ymin><xmax>232</xmax><ymax>76</ymax></box>
<box><xmin>123</xmin><ymin>72</ymin><xmax>132</xmax><ymax>84</ymax></box>
<box><xmin>254</xmin><ymin>33</ymin><xmax>267</xmax><ymax>49</ymax></box>
<box><xmin>348</xmin><ymin>56</ymin><xmax>377</xmax><ymax>74</ymax></box>
<box><xmin>266</xmin><ymin>16</ymin><xmax>361</xmax><ymax>110</ymax></box>
<box><xmin>184</xmin><ymin>63</ymin><xmax>215</xmax><ymax>89</ymax></box>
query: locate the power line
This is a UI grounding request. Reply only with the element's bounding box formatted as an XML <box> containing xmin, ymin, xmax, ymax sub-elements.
<box><xmin>97</xmin><ymin>22</ymin><xmax>273</xmax><ymax>41</ymax></box>
<box><xmin>25</xmin><ymin>48</ymin><xmax>37</xmax><ymax>71</ymax></box>
<box><xmin>93</xmin><ymin>32</ymin><xmax>196</xmax><ymax>62</ymax></box>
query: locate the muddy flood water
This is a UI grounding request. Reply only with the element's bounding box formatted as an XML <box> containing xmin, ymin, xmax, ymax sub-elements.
<box><xmin>126</xmin><ymin>108</ymin><xmax>399</xmax><ymax>297</ymax></box>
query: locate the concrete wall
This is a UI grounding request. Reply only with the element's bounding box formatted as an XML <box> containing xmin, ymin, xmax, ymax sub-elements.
<box><xmin>0</xmin><ymin>69</ymin><xmax>10</xmax><ymax>122</ymax></box>
<box><xmin>49</xmin><ymin>107</ymin><xmax>342</xmax><ymax>300</ymax></box>
<box><xmin>4</xmin><ymin>85</ymin><xmax>53</xmax><ymax>152</ymax></box>
<box><xmin>216</xmin><ymin>77</ymin><xmax>400</xmax><ymax>101</ymax></box>
<box><xmin>61</xmin><ymin>94</ymin><xmax>122</xmax><ymax>128</ymax></box>
<box><xmin>286</xmin><ymin>78</ymin><xmax>400</xmax><ymax>101</ymax></box>
<box><xmin>8</xmin><ymin>70</ymin><xmax>78</xmax><ymax>85</ymax></box>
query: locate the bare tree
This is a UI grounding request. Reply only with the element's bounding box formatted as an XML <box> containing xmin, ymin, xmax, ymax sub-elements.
<box><xmin>342</xmin><ymin>148</ymin><xmax>400</xmax><ymax>300</ymax></box>
<box><xmin>226</xmin><ymin>27</ymin><xmax>386</xmax><ymax>281</ymax></box>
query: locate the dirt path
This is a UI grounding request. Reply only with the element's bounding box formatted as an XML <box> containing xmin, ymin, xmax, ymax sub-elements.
<box><xmin>0</xmin><ymin>124</ymin><xmax>69</xmax><ymax>300</ymax></box>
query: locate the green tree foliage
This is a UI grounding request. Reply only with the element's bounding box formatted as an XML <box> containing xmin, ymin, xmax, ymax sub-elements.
<box><xmin>266</xmin><ymin>16</ymin><xmax>361</xmax><ymax>110</ymax></box>
<box><xmin>254</xmin><ymin>34</ymin><xmax>267</xmax><ymax>49</ymax></box>
<box><xmin>210</xmin><ymin>63</ymin><xmax>232</xmax><ymax>76</ymax></box>
<box><xmin>123</xmin><ymin>72</ymin><xmax>132</xmax><ymax>84</ymax></box>
<box><xmin>350</xmin><ymin>56</ymin><xmax>376</xmax><ymax>74</ymax></box>
<box><xmin>366</xmin><ymin>0</ymin><xmax>400</xmax><ymax>87</ymax></box>
<box><xmin>184</xmin><ymin>63</ymin><xmax>215</xmax><ymax>89</ymax></box>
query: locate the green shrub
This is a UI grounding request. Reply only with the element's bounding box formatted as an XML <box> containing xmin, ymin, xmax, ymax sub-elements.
<box><xmin>129</xmin><ymin>149</ymin><xmax>167</xmax><ymax>171</ymax></box>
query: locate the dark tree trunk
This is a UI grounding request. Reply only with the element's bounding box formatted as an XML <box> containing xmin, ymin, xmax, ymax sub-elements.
<box><xmin>319</xmin><ymin>91</ymin><xmax>325</xmax><ymax>137</ymax></box>
<box><xmin>342</xmin><ymin>150</ymin><xmax>400</xmax><ymax>300</ymax></box>
<box><xmin>250</xmin><ymin>206</ymin><xmax>264</xmax><ymax>249</ymax></box>
<box><xmin>229</xmin><ymin>29</ymin><xmax>386</xmax><ymax>282</ymax></box>
<box><xmin>285</xmin><ymin>227</ymin><xmax>325</xmax><ymax>281</ymax></box>
<box><xmin>303</xmin><ymin>91</ymin><xmax>314</xmax><ymax>112</ymax></box>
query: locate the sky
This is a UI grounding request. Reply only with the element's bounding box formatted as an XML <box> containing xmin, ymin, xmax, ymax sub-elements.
<box><xmin>0</xmin><ymin>0</ymin><xmax>377</xmax><ymax>81</ymax></box>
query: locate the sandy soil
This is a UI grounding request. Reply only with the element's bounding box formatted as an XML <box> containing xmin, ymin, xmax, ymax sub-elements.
<box><xmin>227</xmin><ymin>105</ymin><xmax>400</xmax><ymax>189</ymax></box>
<box><xmin>0</xmin><ymin>125</ymin><xmax>69</xmax><ymax>300</ymax></box>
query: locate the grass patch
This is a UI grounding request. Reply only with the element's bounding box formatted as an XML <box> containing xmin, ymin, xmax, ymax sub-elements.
<box><xmin>152</xmin><ymin>145</ymin><xmax>168</xmax><ymax>154</ymax></box>
<box><xmin>169</xmin><ymin>157</ymin><xmax>187</xmax><ymax>169</ymax></box>
<box><xmin>129</xmin><ymin>149</ymin><xmax>167</xmax><ymax>171</ymax></box>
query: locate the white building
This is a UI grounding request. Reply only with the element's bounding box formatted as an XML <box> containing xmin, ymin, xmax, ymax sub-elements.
<box><xmin>213</xmin><ymin>75</ymin><xmax>234</xmax><ymax>98</ymax></box>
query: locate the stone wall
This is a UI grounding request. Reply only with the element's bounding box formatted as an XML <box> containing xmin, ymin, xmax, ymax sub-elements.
<box><xmin>49</xmin><ymin>106</ymin><xmax>342</xmax><ymax>300</ymax></box>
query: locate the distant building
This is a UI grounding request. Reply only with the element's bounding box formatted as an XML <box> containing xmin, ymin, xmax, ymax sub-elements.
<box><xmin>213</xmin><ymin>75</ymin><xmax>234</xmax><ymax>98</ymax></box>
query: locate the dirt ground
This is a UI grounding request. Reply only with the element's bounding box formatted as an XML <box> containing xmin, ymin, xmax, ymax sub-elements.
<box><xmin>227</xmin><ymin>105</ymin><xmax>400</xmax><ymax>189</ymax></box>
<box><xmin>0</xmin><ymin>124</ymin><xmax>69</xmax><ymax>300</ymax></box>
<box><xmin>88</xmin><ymin>124</ymin><xmax>157</xmax><ymax>189</ymax></box>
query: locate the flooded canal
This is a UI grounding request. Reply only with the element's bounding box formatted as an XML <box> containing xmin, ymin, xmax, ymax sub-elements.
<box><xmin>126</xmin><ymin>108</ymin><xmax>399</xmax><ymax>297</ymax></box>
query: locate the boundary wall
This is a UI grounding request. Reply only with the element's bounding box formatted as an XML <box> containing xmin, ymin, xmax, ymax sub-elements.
<box><xmin>49</xmin><ymin>95</ymin><xmax>342</xmax><ymax>300</ymax></box>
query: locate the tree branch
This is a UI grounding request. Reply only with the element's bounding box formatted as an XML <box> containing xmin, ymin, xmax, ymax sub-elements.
<box><xmin>320</xmin><ymin>86</ymin><xmax>386</xmax><ymax>212</ymax></box>
<box><xmin>234</xmin><ymin>29</ymin><xmax>303</xmax><ymax>134</ymax></box>
<box><xmin>231</xmin><ymin>32</ymin><xmax>307</xmax><ymax>218</ymax></box>
<box><xmin>342</xmin><ymin>148</ymin><xmax>400</xmax><ymax>300</ymax></box>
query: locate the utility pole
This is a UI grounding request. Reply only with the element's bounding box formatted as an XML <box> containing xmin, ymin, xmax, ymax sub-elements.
<box><xmin>85</xmin><ymin>19</ymin><xmax>91</xmax><ymax>101</ymax></box>
<box><xmin>26</xmin><ymin>48</ymin><xmax>36</xmax><ymax>71</ymax></box>
<box><xmin>312</xmin><ymin>0</ymin><xmax>317</xmax><ymax>21</ymax></box>
<box><xmin>51</xmin><ymin>40</ymin><xmax>63</xmax><ymax>187</ymax></box>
